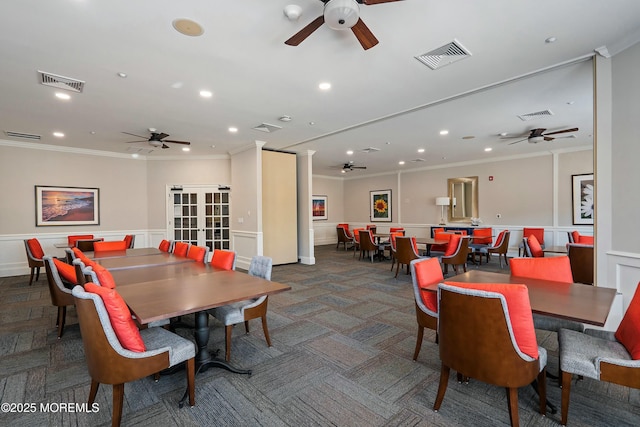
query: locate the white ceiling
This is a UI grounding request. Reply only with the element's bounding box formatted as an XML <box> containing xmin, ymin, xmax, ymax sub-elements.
<box><xmin>2</xmin><ymin>1</ymin><xmax>640</xmax><ymax>176</ymax></box>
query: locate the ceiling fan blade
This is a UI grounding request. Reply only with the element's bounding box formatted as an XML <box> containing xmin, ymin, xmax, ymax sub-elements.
<box><xmin>544</xmin><ymin>136</ymin><xmax>555</xmax><ymax>141</ymax></box>
<box><xmin>508</xmin><ymin>138</ymin><xmax>528</xmax><ymax>145</ymax></box>
<box><xmin>351</xmin><ymin>18</ymin><xmax>378</xmax><ymax>50</ymax></box>
<box><xmin>285</xmin><ymin>15</ymin><xmax>325</xmax><ymax>46</ymax></box>
<box><xmin>163</xmin><ymin>140</ymin><xmax>191</xmax><ymax>145</ymax></box>
<box><xmin>352</xmin><ymin>166</ymin><xmax>367</xmax><ymax>169</ymax></box>
<box><xmin>363</xmin><ymin>0</ymin><xmax>403</xmax><ymax>4</ymax></box>
<box><xmin>125</xmin><ymin>140</ymin><xmax>146</xmax><ymax>143</ymax></box>
<box><xmin>122</xmin><ymin>131</ymin><xmax>148</xmax><ymax>139</ymax></box>
<box><xmin>161</xmin><ymin>144</ymin><xmax>170</xmax><ymax>149</ymax></box>
<box><xmin>155</xmin><ymin>132</ymin><xmax>170</xmax><ymax>140</ymax></box>
<box><xmin>543</xmin><ymin>127</ymin><xmax>579</xmax><ymax>136</ymax></box>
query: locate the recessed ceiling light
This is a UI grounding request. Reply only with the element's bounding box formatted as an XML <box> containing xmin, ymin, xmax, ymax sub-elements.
<box><xmin>90</xmin><ymin>131</ymin><xmax>96</xmax><ymax>135</ymax></box>
<box><xmin>318</xmin><ymin>82</ymin><xmax>331</xmax><ymax>90</ymax></box>
<box><xmin>117</xmin><ymin>72</ymin><xmax>127</xmax><ymax>78</ymax></box>
<box><xmin>567</xmin><ymin>101</ymin><xmax>575</xmax><ymax>105</ymax></box>
<box><xmin>279</xmin><ymin>115</ymin><xmax>292</xmax><ymax>122</ymax></box>
<box><xmin>346</xmin><ymin>150</ymin><xmax>353</xmax><ymax>155</ymax></box>
<box><xmin>545</xmin><ymin>36</ymin><xmax>557</xmax><ymax>43</ymax></box>
<box><xmin>53</xmin><ymin>132</ymin><xmax>64</xmax><ymax>137</ymax></box>
<box><xmin>131</xmin><ymin>153</ymin><xmax>139</xmax><ymax>158</ymax></box>
<box><xmin>309</xmin><ymin>121</ymin><xmax>315</xmax><ymax>126</ymax></box>
<box><xmin>210</xmin><ymin>145</ymin><xmax>216</xmax><ymax>149</ymax></box>
<box><xmin>398</xmin><ymin>161</ymin><xmax>405</xmax><ymax>165</ymax></box>
<box><xmin>172</xmin><ymin>18</ymin><xmax>204</xmax><ymax>37</ymax></box>
<box><xmin>417</xmin><ymin>148</ymin><xmax>425</xmax><ymax>153</ymax></box>
<box><xmin>55</xmin><ymin>92</ymin><xmax>70</xmax><ymax>100</ymax></box>
<box><xmin>341</xmin><ymin>170</ymin><xmax>346</xmax><ymax>174</ymax></box>
<box><xmin>171</xmin><ymin>81</ymin><xmax>184</xmax><ymax>89</ymax></box>
<box><xmin>439</xmin><ymin>130</ymin><xmax>449</xmax><ymax>135</ymax></box>
<box><xmin>484</xmin><ymin>147</ymin><xmax>492</xmax><ymax>152</ymax></box>
<box><xmin>182</xmin><ymin>147</ymin><xmax>190</xmax><ymax>152</ymax></box>
<box><xmin>200</xmin><ymin>90</ymin><xmax>212</xmax><ymax>98</ymax></box>
<box><xmin>228</xmin><ymin>127</ymin><xmax>238</xmax><ymax>133</ymax></box>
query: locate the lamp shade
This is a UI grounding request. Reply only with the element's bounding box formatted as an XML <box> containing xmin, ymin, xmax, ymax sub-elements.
<box><xmin>324</xmin><ymin>0</ymin><xmax>360</xmax><ymax>30</ymax></box>
<box><xmin>435</xmin><ymin>197</ymin><xmax>450</xmax><ymax>206</ymax></box>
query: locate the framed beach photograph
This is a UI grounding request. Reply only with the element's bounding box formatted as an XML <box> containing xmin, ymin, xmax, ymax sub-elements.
<box><xmin>370</xmin><ymin>189</ymin><xmax>392</xmax><ymax>222</ymax></box>
<box><xmin>572</xmin><ymin>174</ymin><xmax>594</xmax><ymax>225</ymax></box>
<box><xmin>35</xmin><ymin>186</ymin><xmax>100</xmax><ymax>226</ymax></box>
<box><xmin>312</xmin><ymin>195</ymin><xmax>328</xmax><ymax>220</ymax></box>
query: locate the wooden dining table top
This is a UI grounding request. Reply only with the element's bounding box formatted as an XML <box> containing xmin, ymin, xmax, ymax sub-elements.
<box><xmin>87</xmin><ymin>247</ymin><xmax>163</xmax><ymax>259</ymax></box>
<box><xmin>117</xmin><ymin>269</ymin><xmax>291</xmax><ymax>325</ymax></box>
<box><xmin>542</xmin><ymin>245</ymin><xmax>569</xmax><ymax>254</ymax></box>
<box><xmin>421</xmin><ymin>270</ymin><xmax>617</xmax><ymax>326</ymax></box>
<box><xmin>109</xmin><ymin>262</ymin><xmax>215</xmax><ymax>286</ymax></box>
<box><xmin>93</xmin><ymin>252</ymin><xmax>194</xmax><ymax>270</ymax></box>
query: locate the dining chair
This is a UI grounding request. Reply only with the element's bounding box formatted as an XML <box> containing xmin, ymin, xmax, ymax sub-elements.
<box><xmin>93</xmin><ymin>240</ymin><xmax>128</xmax><ymax>252</ymax></box>
<box><xmin>208</xmin><ymin>255</ymin><xmax>274</xmax><ymax>361</ymax></box>
<box><xmin>336</xmin><ymin>226</ymin><xmax>353</xmax><ymax>251</ymax></box>
<box><xmin>559</xmin><ymin>281</ymin><xmax>640</xmax><ymax>425</ymax></box>
<box><xmin>388</xmin><ymin>231</ymin><xmax>405</xmax><ymax>272</ymax></box>
<box><xmin>471</xmin><ymin>227</ymin><xmax>493</xmax><ymax>245</ymax></box>
<box><xmin>475</xmin><ymin>230</ymin><xmax>510</xmax><ymax>267</ymax></box>
<box><xmin>75</xmin><ymin>238</ymin><xmax>104</xmax><ymax>252</ymax></box>
<box><xmin>187</xmin><ymin>244</ymin><xmax>210</xmax><ymax>263</ymax></box>
<box><xmin>72</xmin><ymin>284</ymin><xmax>196</xmax><ymax>427</ymax></box>
<box><xmin>351</xmin><ymin>227</ymin><xmax>364</xmax><ymax>257</ymax></box>
<box><xmin>43</xmin><ymin>256</ymin><xmax>76</xmax><ymax>338</ymax></box>
<box><xmin>518</xmin><ymin>227</ymin><xmax>545</xmax><ymax>256</ymax></box>
<box><xmin>123</xmin><ymin>234</ymin><xmax>135</xmax><ymax>249</ymax></box>
<box><xmin>158</xmin><ymin>239</ymin><xmax>173</xmax><ymax>253</ymax></box>
<box><xmin>172</xmin><ymin>241</ymin><xmax>190</xmax><ymax>257</ymax></box>
<box><xmin>210</xmin><ymin>249</ymin><xmax>236</xmax><ymax>270</ymax></box>
<box><xmin>438</xmin><ymin>234</ymin><xmax>470</xmax><ymax>275</ymax></box>
<box><xmin>567</xmin><ymin>243</ymin><xmax>594</xmax><ymax>285</ymax></box>
<box><xmin>410</xmin><ymin>258</ymin><xmax>442</xmax><ymax>360</ymax></box>
<box><xmin>430</xmin><ymin>230</ymin><xmax>449</xmax><ymax>253</ymax></box>
<box><xmin>337</xmin><ymin>223</ymin><xmax>352</xmax><ymax>238</ymax></box>
<box><xmin>68</xmin><ymin>234</ymin><xmax>94</xmax><ymax>247</ymax></box>
<box><xmin>24</xmin><ymin>238</ymin><xmax>46</xmax><ymax>286</ymax></box>
<box><xmin>359</xmin><ymin>229</ymin><xmax>386</xmax><ymax>263</ymax></box>
<box><xmin>434</xmin><ymin>282</ymin><xmax>547</xmax><ymax>427</ymax></box>
<box><xmin>394</xmin><ymin>236</ymin><xmax>425</xmax><ymax>277</ymax></box>
<box><xmin>572</xmin><ymin>230</ymin><xmax>594</xmax><ymax>245</ymax></box>
<box><xmin>522</xmin><ymin>234</ymin><xmax>544</xmax><ymax>258</ymax></box>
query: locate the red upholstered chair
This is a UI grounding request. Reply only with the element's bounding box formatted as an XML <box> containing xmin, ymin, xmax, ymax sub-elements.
<box><xmin>475</xmin><ymin>230</ymin><xmax>511</xmax><ymax>267</ymax></box>
<box><xmin>439</xmin><ymin>234</ymin><xmax>470</xmax><ymax>275</ymax></box>
<box><xmin>366</xmin><ymin>224</ymin><xmax>377</xmax><ymax>235</ymax></box>
<box><xmin>519</xmin><ymin>227</ymin><xmax>544</xmax><ymax>256</ymax></box>
<box><xmin>75</xmin><ymin>238</ymin><xmax>104</xmax><ymax>252</ymax></box>
<box><xmin>351</xmin><ymin>228</ymin><xmax>364</xmax><ymax>257</ymax></box>
<box><xmin>410</xmin><ymin>258</ymin><xmax>443</xmax><ymax>360</ymax></box>
<box><xmin>43</xmin><ymin>256</ymin><xmax>76</xmax><ymax>338</ymax></box>
<box><xmin>336</xmin><ymin>226</ymin><xmax>353</xmax><ymax>251</ymax></box>
<box><xmin>388</xmin><ymin>232</ymin><xmax>405</xmax><ymax>272</ymax></box>
<box><xmin>210</xmin><ymin>249</ymin><xmax>236</xmax><ymax>270</ymax></box>
<box><xmin>24</xmin><ymin>238</ymin><xmax>46</xmax><ymax>286</ymax></box>
<box><xmin>123</xmin><ymin>235</ymin><xmax>135</xmax><ymax>249</ymax></box>
<box><xmin>394</xmin><ymin>236</ymin><xmax>425</xmax><ymax>277</ymax></box>
<box><xmin>389</xmin><ymin>227</ymin><xmax>405</xmax><ymax>234</ymax></box>
<box><xmin>158</xmin><ymin>239</ymin><xmax>172</xmax><ymax>253</ymax></box>
<box><xmin>471</xmin><ymin>227</ymin><xmax>493</xmax><ymax>245</ymax></box>
<box><xmin>186</xmin><ymin>245</ymin><xmax>209</xmax><ymax>264</ymax></box>
<box><xmin>93</xmin><ymin>240</ymin><xmax>128</xmax><ymax>252</ymax></box>
<box><xmin>560</xmin><ymin>281</ymin><xmax>640</xmax><ymax>425</ymax></box>
<box><xmin>359</xmin><ymin>229</ymin><xmax>386</xmax><ymax>263</ymax></box>
<box><xmin>431</xmin><ymin>230</ymin><xmax>450</xmax><ymax>253</ymax></box>
<box><xmin>434</xmin><ymin>282</ymin><xmax>547</xmax><ymax>427</ymax></box>
<box><xmin>570</xmin><ymin>230</ymin><xmax>594</xmax><ymax>245</ymax></box>
<box><xmin>337</xmin><ymin>223</ymin><xmax>352</xmax><ymax>238</ymax></box>
<box><xmin>68</xmin><ymin>234</ymin><xmax>94</xmax><ymax>247</ymax></box>
<box><xmin>172</xmin><ymin>241</ymin><xmax>190</xmax><ymax>257</ymax></box>
<box><xmin>522</xmin><ymin>234</ymin><xmax>544</xmax><ymax>258</ymax></box>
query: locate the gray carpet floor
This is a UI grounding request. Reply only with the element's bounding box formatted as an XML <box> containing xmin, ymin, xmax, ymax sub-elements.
<box><xmin>1</xmin><ymin>245</ymin><xmax>638</xmax><ymax>426</ymax></box>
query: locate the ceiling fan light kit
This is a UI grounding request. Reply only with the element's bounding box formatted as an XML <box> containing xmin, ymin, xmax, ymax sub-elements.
<box><xmin>283</xmin><ymin>5</ymin><xmax>303</xmax><ymax>21</ymax></box>
<box><xmin>324</xmin><ymin>0</ymin><xmax>360</xmax><ymax>29</ymax></box>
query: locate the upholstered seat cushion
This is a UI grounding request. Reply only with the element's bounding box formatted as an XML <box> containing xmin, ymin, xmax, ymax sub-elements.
<box><xmin>139</xmin><ymin>326</ymin><xmax>195</xmax><ymax>367</ymax></box>
<box><xmin>53</xmin><ymin>258</ymin><xmax>78</xmax><ymax>284</ymax></box>
<box><xmin>560</xmin><ymin>328</ymin><xmax>631</xmax><ymax>379</ymax></box>
<box><xmin>210</xmin><ymin>301</ymin><xmax>251</xmax><ymax>325</ymax></box>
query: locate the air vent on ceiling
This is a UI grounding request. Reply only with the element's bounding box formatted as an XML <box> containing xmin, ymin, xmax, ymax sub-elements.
<box><xmin>414</xmin><ymin>39</ymin><xmax>471</xmax><ymax>70</ymax></box>
<box><xmin>4</xmin><ymin>131</ymin><xmax>41</xmax><ymax>140</ymax></box>
<box><xmin>126</xmin><ymin>146</ymin><xmax>154</xmax><ymax>154</ymax></box>
<box><xmin>37</xmin><ymin>70</ymin><xmax>85</xmax><ymax>93</ymax></box>
<box><xmin>252</xmin><ymin>123</ymin><xmax>282</xmax><ymax>133</ymax></box>
<box><xmin>361</xmin><ymin>147</ymin><xmax>380</xmax><ymax>153</ymax></box>
<box><xmin>518</xmin><ymin>109</ymin><xmax>554</xmax><ymax>121</ymax></box>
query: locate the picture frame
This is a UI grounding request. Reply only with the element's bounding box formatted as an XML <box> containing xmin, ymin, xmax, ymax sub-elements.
<box><xmin>35</xmin><ymin>185</ymin><xmax>100</xmax><ymax>226</ymax></box>
<box><xmin>312</xmin><ymin>195</ymin><xmax>328</xmax><ymax>221</ymax></box>
<box><xmin>370</xmin><ymin>189</ymin><xmax>392</xmax><ymax>222</ymax></box>
<box><xmin>572</xmin><ymin>174</ymin><xmax>594</xmax><ymax>225</ymax></box>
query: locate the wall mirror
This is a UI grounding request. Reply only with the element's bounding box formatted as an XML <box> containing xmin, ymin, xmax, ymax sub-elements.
<box><xmin>448</xmin><ymin>176</ymin><xmax>478</xmax><ymax>223</ymax></box>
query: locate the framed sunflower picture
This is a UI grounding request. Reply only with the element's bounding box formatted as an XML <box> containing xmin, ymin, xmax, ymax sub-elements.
<box><xmin>370</xmin><ymin>189</ymin><xmax>392</xmax><ymax>222</ymax></box>
<box><xmin>572</xmin><ymin>173</ymin><xmax>594</xmax><ymax>225</ymax></box>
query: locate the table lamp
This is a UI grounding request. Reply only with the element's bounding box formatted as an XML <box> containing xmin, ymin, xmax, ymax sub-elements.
<box><xmin>436</xmin><ymin>197</ymin><xmax>450</xmax><ymax>225</ymax></box>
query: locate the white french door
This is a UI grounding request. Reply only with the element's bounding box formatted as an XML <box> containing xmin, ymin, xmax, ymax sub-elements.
<box><xmin>168</xmin><ymin>186</ymin><xmax>230</xmax><ymax>253</ymax></box>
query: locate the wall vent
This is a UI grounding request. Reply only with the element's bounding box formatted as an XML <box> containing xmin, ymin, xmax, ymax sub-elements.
<box><xmin>361</xmin><ymin>147</ymin><xmax>380</xmax><ymax>153</ymax></box>
<box><xmin>252</xmin><ymin>123</ymin><xmax>282</xmax><ymax>133</ymax></box>
<box><xmin>38</xmin><ymin>70</ymin><xmax>85</xmax><ymax>93</ymax></box>
<box><xmin>415</xmin><ymin>39</ymin><xmax>471</xmax><ymax>70</ymax></box>
<box><xmin>4</xmin><ymin>131</ymin><xmax>41</xmax><ymax>140</ymax></box>
<box><xmin>518</xmin><ymin>109</ymin><xmax>554</xmax><ymax>121</ymax></box>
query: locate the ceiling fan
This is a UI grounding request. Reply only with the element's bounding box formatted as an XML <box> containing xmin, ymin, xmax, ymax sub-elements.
<box><xmin>284</xmin><ymin>0</ymin><xmax>403</xmax><ymax>50</ymax></box>
<box><xmin>502</xmin><ymin>127</ymin><xmax>579</xmax><ymax>145</ymax></box>
<box><xmin>333</xmin><ymin>162</ymin><xmax>367</xmax><ymax>172</ymax></box>
<box><xmin>122</xmin><ymin>129</ymin><xmax>191</xmax><ymax>149</ymax></box>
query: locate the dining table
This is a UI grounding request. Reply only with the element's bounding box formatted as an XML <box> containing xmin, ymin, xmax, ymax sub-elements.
<box><xmin>422</xmin><ymin>270</ymin><xmax>616</xmax><ymax>326</ymax></box>
<box><xmin>415</xmin><ymin>237</ymin><xmax>451</xmax><ymax>256</ymax></box>
<box><xmin>87</xmin><ymin>247</ymin><xmax>163</xmax><ymax>259</ymax></box>
<box><xmin>542</xmin><ymin>245</ymin><xmax>569</xmax><ymax>254</ymax></box>
<box><xmin>93</xmin><ymin>252</ymin><xmax>195</xmax><ymax>270</ymax></box>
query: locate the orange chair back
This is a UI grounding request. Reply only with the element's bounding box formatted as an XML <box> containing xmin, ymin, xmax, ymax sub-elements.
<box><xmin>413</xmin><ymin>258</ymin><xmax>444</xmax><ymax>313</ymax></box>
<box><xmin>93</xmin><ymin>240</ymin><xmax>128</xmax><ymax>252</ymax></box>
<box><xmin>68</xmin><ymin>235</ymin><xmax>94</xmax><ymax>246</ymax></box>
<box><xmin>525</xmin><ymin>234</ymin><xmax>544</xmax><ymax>258</ymax></box>
<box><xmin>26</xmin><ymin>238</ymin><xmax>45</xmax><ymax>260</ymax></box>
<box><xmin>158</xmin><ymin>240</ymin><xmax>171</xmax><ymax>252</ymax></box>
<box><xmin>337</xmin><ymin>223</ymin><xmax>352</xmax><ymax>238</ymax></box>
<box><xmin>352</xmin><ymin>228</ymin><xmax>364</xmax><ymax>243</ymax></box>
<box><xmin>210</xmin><ymin>250</ymin><xmax>236</xmax><ymax>270</ymax></box>
<box><xmin>173</xmin><ymin>242</ymin><xmax>190</xmax><ymax>257</ymax></box>
<box><xmin>523</xmin><ymin>227</ymin><xmax>544</xmax><ymax>245</ymax></box>
<box><xmin>187</xmin><ymin>245</ymin><xmax>208</xmax><ymax>263</ymax></box>
<box><xmin>509</xmin><ymin>256</ymin><xmax>574</xmax><ymax>283</ymax></box>
<box><xmin>123</xmin><ymin>235</ymin><xmax>134</xmax><ymax>249</ymax></box>
<box><xmin>472</xmin><ymin>228</ymin><xmax>493</xmax><ymax>245</ymax></box>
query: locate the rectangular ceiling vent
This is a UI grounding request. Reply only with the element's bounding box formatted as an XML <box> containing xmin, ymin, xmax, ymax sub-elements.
<box><xmin>126</xmin><ymin>146</ymin><xmax>154</xmax><ymax>154</ymax></box>
<box><xmin>518</xmin><ymin>109</ymin><xmax>554</xmax><ymax>121</ymax></box>
<box><xmin>37</xmin><ymin>70</ymin><xmax>85</xmax><ymax>93</ymax></box>
<box><xmin>414</xmin><ymin>39</ymin><xmax>471</xmax><ymax>70</ymax></box>
<box><xmin>4</xmin><ymin>131</ymin><xmax>41</xmax><ymax>140</ymax></box>
<box><xmin>252</xmin><ymin>123</ymin><xmax>282</xmax><ymax>133</ymax></box>
<box><xmin>361</xmin><ymin>147</ymin><xmax>380</xmax><ymax>153</ymax></box>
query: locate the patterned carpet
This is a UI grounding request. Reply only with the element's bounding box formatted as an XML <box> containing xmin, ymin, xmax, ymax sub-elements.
<box><xmin>0</xmin><ymin>245</ymin><xmax>638</xmax><ymax>426</ymax></box>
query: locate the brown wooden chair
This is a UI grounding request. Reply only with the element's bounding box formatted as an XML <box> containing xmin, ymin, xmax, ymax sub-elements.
<box><xmin>43</xmin><ymin>256</ymin><xmax>75</xmax><ymax>338</ymax></box>
<box><xmin>394</xmin><ymin>236</ymin><xmax>425</xmax><ymax>277</ymax></box>
<box><xmin>75</xmin><ymin>238</ymin><xmax>104</xmax><ymax>252</ymax></box>
<box><xmin>359</xmin><ymin>229</ymin><xmax>385</xmax><ymax>263</ymax></box>
<box><xmin>388</xmin><ymin>232</ymin><xmax>405</xmax><ymax>272</ymax></box>
<box><xmin>24</xmin><ymin>238</ymin><xmax>45</xmax><ymax>286</ymax></box>
<box><xmin>68</xmin><ymin>234</ymin><xmax>94</xmax><ymax>247</ymax></box>
<box><xmin>71</xmin><ymin>285</ymin><xmax>196</xmax><ymax>427</ymax></box>
<box><xmin>434</xmin><ymin>282</ymin><xmax>547</xmax><ymax>427</ymax></box>
<box><xmin>567</xmin><ymin>243</ymin><xmax>594</xmax><ymax>285</ymax></box>
<box><xmin>351</xmin><ymin>228</ymin><xmax>364</xmax><ymax>257</ymax></box>
<box><xmin>336</xmin><ymin>226</ymin><xmax>353</xmax><ymax>251</ymax></box>
<box><xmin>476</xmin><ymin>230</ymin><xmax>511</xmax><ymax>267</ymax></box>
<box><xmin>440</xmin><ymin>235</ymin><xmax>470</xmax><ymax>275</ymax></box>
<box><xmin>410</xmin><ymin>258</ymin><xmax>442</xmax><ymax>360</ymax></box>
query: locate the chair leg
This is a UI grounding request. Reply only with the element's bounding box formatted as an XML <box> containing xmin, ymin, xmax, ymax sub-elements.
<box><xmin>433</xmin><ymin>364</ymin><xmax>450</xmax><ymax>412</ymax></box>
<box><xmin>538</xmin><ymin>369</ymin><xmax>547</xmax><ymax>416</ymax></box>
<box><xmin>112</xmin><ymin>383</ymin><xmax>125</xmax><ymax>427</ymax></box>
<box><xmin>88</xmin><ymin>379</ymin><xmax>100</xmax><ymax>405</ymax></box>
<box><xmin>57</xmin><ymin>306</ymin><xmax>66</xmax><ymax>339</ymax></box>
<box><xmin>35</xmin><ymin>266</ymin><xmax>41</xmax><ymax>282</ymax></box>
<box><xmin>186</xmin><ymin>358</ymin><xmax>195</xmax><ymax>407</ymax></box>
<box><xmin>244</xmin><ymin>320</ymin><xmax>250</xmax><ymax>334</ymax></box>
<box><xmin>413</xmin><ymin>326</ymin><xmax>424</xmax><ymax>361</ymax></box>
<box><xmin>561</xmin><ymin>370</ymin><xmax>572</xmax><ymax>426</ymax></box>
<box><xmin>505</xmin><ymin>387</ymin><xmax>520</xmax><ymax>427</ymax></box>
<box><xmin>29</xmin><ymin>267</ymin><xmax>35</xmax><ymax>286</ymax></box>
<box><xmin>261</xmin><ymin>315</ymin><xmax>272</xmax><ymax>347</ymax></box>
<box><xmin>225</xmin><ymin>324</ymin><xmax>233</xmax><ymax>362</ymax></box>
<box><xmin>395</xmin><ymin>262</ymin><xmax>401</xmax><ymax>278</ymax></box>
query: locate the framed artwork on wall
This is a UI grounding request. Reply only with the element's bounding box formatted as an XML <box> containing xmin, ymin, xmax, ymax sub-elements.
<box><xmin>572</xmin><ymin>174</ymin><xmax>594</xmax><ymax>225</ymax></box>
<box><xmin>35</xmin><ymin>185</ymin><xmax>100</xmax><ymax>226</ymax></box>
<box><xmin>370</xmin><ymin>189</ymin><xmax>392</xmax><ymax>222</ymax></box>
<box><xmin>312</xmin><ymin>195</ymin><xmax>328</xmax><ymax>220</ymax></box>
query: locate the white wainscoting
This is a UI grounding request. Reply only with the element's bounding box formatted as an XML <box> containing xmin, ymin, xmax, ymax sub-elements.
<box><xmin>231</xmin><ymin>230</ymin><xmax>261</xmax><ymax>271</ymax></box>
